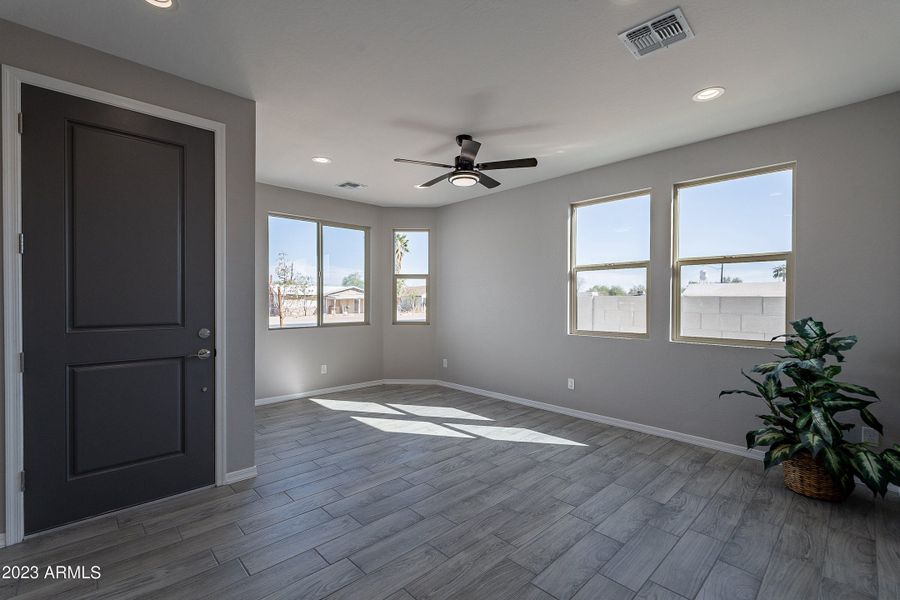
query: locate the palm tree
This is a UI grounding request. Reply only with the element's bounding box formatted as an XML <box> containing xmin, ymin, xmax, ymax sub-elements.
<box><xmin>772</xmin><ymin>264</ymin><xmax>787</xmax><ymax>281</ymax></box>
<box><xmin>394</xmin><ymin>232</ymin><xmax>410</xmax><ymax>272</ymax></box>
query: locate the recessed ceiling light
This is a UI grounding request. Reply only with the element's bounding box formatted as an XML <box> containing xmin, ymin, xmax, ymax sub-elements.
<box><xmin>692</xmin><ymin>87</ymin><xmax>725</xmax><ymax>102</ymax></box>
<box><xmin>144</xmin><ymin>0</ymin><xmax>175</xmax><ymax>8</ymax></box>
<box><xmin>448</xmin><ymin>171</ymin><xmax>480</xmax><ymax>187</ymax></box>
<box><xmin>311</xmin><ymin>156</ymin><xmax>332</xmax><ymax>164</ymax></box>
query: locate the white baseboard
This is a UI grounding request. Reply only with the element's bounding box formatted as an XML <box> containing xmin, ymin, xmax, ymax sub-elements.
<box><xmin>432</xmin><ymin>380</ymin><xmax>764</xmax><ymax>461</ymax></box>
<box><xmin>382</xmin><ymin>379</ymin><xmax>440</xmax><ymax>386</ymax></box>
<box><xmin>223</xmin><ymin>465</ymin><xmax>258</xmax><ymax>484</ymax></box>
<box><xmin>255</xmin><ymin>380</ymin><xmax>385</xmax><ymax>406</ymax></box>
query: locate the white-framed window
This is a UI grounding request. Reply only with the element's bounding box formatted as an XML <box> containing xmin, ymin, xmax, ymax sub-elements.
<box><xmin>393</xmin><ymin>229</ymin><xmax>429</xmax><ymax>324</ymax></box>
<box><xmin>570</xmin><ymin>190</ymin><xmax>651</xmax><ymax>338</ymax></box>
<box><xmin>672</xmin><ymin>163</ymin><xmax>794</xmax><ymax>346</ymax></box>
<box><xmin>267</xmin><ymin>213</ymin><xmax>369</xmax><ymax>329</ymax></box>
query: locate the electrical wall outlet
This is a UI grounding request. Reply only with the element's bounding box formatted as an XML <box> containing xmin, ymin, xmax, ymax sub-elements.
<box><xmin>442</xmin><ymin>358</ymin><xmax>448</xmax><ymax>368</ymax></box>
<box><xmin>567</xmin><ymin>378</ymin><xmax>575</xmax><ymax>390</ymax></box>
<box><xmin>861</xmin><ymin>426</ymin><xmax>880</xmax><ymax>446</ymax></box>
<box><xmin>320</xmin><ymin>364</ymin><xmax>327</xmax><ymax>375</ymax></box>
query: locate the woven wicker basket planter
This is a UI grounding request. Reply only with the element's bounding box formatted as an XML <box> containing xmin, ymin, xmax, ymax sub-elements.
<box><xmin>783</xmin><ymin>451</ymin><xmax>852</xmax><ymax>502</ymax></box>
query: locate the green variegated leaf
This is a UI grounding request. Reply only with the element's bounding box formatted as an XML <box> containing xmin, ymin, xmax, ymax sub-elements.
<box><xmin>761</xmin><ymin>375</ymin><xmax>782</xmax><ymax>401</ymax></box>
<box><xmin>754</xmin><ymin>429</ymin><xmax>788</xmax><ymax>448</ymax></box>
<box><xmin>774</xmin><ymin>402</ymin><xmax>797</xmax><ymax>418</ymax></box>
<box><xmin>849</xmin><ymin>448</ymin><xmax>888</xmax><ymax>496</ymax></box>
<box><xmin>882</xmin><ymin>448</ymin><xmax>900</xmax><ymax>485</ymax></box>
<box><xmin>810</xmin><ymin>407</ymin><xmax>833</xmax><ymax>445</ymax></box>
<box><xmin>808</xmin><ymin>339</ymin><xmax>828</xmax><ymax>357</ymax></box>
<box><xmin>792</xmin><ymin>317</ymin><xmax>826</xmax><ymax>340</ymax></box>
<box><xmin>765</xmin><ymin>442</ymin><xmax>800</xmax><ymax>470</ymax></box>
<box><xmin>783</xmin><ymin>340</ymin><xmax>806</xmax><ymax>357</ymax></box>
<box><xmin>799</xmin><ymin>431</ymin><xmax>826</xmax><ymax>457</ymax></box>
<box><xmin>794</xmin><ymin>359</ymin><xmax>825</xmax><ymax>373</ymax></box>
<box><xmin>746</xmin><ymin>427</ymin><xmax>781</xmax><ymax>449</ymax></box>
<box><xmin>835</xmin><ymin>381</ymin><xmax>879</xmax><ymax>398</ymax></box>
<box><xmin>860</xmin><ymin>408</ymin><xmax>883</xmax><ymax>435</ymax></box>
<box><xmin>821</xmin><ymin>396</ymin><xmax>873</xmax><ymax>413</ymax></box>
<box><xmin>823</xmin><ymin>365</ymin><xmax>842</xmax><ymax>379</ymax></box>
<box><xmin>752</xmin><ymin>361</ymin><xmax>781</xmax><ymax>374</ymax></box>
<box><xmin>829</xmin><ymin>335</ymin><xmax>858</xmax><ymax>352</ymax></box>
<box><xmin>795</xmin><ymin>410</ymin><xmax>811</xmax><ymax>430</ymax></box>
<box><xmin>819</xmin><ymin>446</ymin><xmax>846</xmax><ymax>481</ymax></box>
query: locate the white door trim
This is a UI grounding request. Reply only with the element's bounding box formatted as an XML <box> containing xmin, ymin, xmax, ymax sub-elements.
<box><xmin>1</xmin><ymin>65</ymin><xmax>229</xmax><ymax>546</ymax></box>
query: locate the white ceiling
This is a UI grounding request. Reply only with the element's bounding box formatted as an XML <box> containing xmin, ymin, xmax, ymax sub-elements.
<box><xmin>2</xmin><ymin>1</ymin><xmax>900</xmax><ymax>207</ymax></box>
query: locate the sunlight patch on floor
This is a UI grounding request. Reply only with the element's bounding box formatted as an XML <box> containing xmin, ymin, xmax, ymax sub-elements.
<box><xmin>310</xmin><ymin>399</ymin><xmax>403</xmax><ymax>415</ymax></box>
<box><xmin>387</xmin><ymin>404</ymin><xmax>493</xmax><ymax>421</ymax></box>
<box><xmin>352</xmin><ymin>416</ymin><xmax>475</xmax><ymax>438</ymax></box>
<box><xmin>443</xmin><ymin>423</ymin><xmax>587</xmax><ymax>446</ymax></box>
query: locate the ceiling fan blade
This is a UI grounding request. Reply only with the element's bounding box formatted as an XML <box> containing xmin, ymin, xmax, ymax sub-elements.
<box><xmin>476</xmin><ymin>158</ymin><xmax>538</xmax><ymax>170</ymax></box>
<box><xmin>459</xmin><ymin>139</ymin><xmax>482</xmax><ymax>163</ymax></box>
<box><xmin>394</xmin><ymin>158</ymin><xmax>454</xmax><ymax>168</ymax></box>
<box><xmin>418</xmin><ymin>173</ymin><xmax>451</xmax><ymax>188</ymax></box>
<box><xmin>478</xmin><ymin>172</ymin><xmax>502</xmax><ymax>189</ymax></box>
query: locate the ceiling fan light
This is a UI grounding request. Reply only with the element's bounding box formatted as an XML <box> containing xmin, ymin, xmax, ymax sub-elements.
<box><xmin>448</xmin><ymin>171</ymin><xmax>480</xmax><ymax>187</ymax></box>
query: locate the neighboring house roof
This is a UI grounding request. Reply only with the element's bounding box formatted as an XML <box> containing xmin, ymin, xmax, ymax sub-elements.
<box><xmin>683</xmin><ymin>282</ymin><xmax>786</xmax><ymax>297</ymax></box>
<box><xmin>272</xmin><ymin>284</ymin><xmax>365</xmax><ymax>297</ymax></box>
<box><xmin>326</xmin><ymin>287</ymin><xmax>365</xmax><ymax>300</ymax></box>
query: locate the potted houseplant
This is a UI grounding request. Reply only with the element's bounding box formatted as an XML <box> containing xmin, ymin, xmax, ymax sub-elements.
<box><xmin>722</xmin><ymin>317</ymin><xmax>900</xmax><ymax>500</ymax></box>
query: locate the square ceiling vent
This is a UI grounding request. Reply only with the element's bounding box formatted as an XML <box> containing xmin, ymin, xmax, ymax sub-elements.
<box><xmin>619</xmin><ymin>7</ymin><xmax>694</xmax><ymax>59</ymax></box>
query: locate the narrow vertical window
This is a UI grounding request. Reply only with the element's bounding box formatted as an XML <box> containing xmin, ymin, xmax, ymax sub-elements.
<box><xmin>393</xmin><ymin>230</ymin><xmax>429</xmax><ymax>324</ymax></box>
<box><xmin>673</xmin><ymin>164</ymin><xmax>793</xmax><ymax>346</ymax></box>
<box><xmin>570</xmin><ymin>191</ymin><xmax>651</xmax><ymax>337</ymax></box>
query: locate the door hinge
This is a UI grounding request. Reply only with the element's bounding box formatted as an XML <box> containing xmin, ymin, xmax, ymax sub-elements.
<box><xmin>17</xmin><ymin>112</ymin><xmax>23</xmax><ymax>135</ymax></box>
<box><xmin>19</xmin><ymin>471</ymin><xmax>25</xmax><ymax>493</ymax></box>
<box><xmin>18</xmin><ymin>352</ymin><xmax>24</xmax><ymax>373</ymax></box>
<box><xmin>17</xmin><ymin>233</ymin><xmax>24</xmax><ymax>255</ymax></box>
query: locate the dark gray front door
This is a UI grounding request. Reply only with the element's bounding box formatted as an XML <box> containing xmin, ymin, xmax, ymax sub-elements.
<box><xmin>21</xmin><ymin>84</ymin><xmax>216</xmax><ymax>534</ymax></box>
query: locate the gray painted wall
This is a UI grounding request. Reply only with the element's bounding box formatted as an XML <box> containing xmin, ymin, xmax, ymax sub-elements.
<box><xmin>435</xmin><ymin>93</ymin><xmax>900</xmax><ymax>449</ymax></box>
<box><xmin>255</xmin><ymin>186</ymin><xmax>437</xmax><ymax>401</ymax></box>
<box><xmin>0</xmin><ymin>19</ymin><xmax>258</xmax><ymax>530</ymax></box>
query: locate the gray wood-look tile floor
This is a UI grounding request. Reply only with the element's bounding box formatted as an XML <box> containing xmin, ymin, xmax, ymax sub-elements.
<box><xmin>1</xmin><ymin>384</ymin><xmax>897</xmax><ymax>599</ymax></box>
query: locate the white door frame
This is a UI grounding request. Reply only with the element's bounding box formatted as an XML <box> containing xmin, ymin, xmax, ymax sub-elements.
<box><xmin>1</xmin><ymin>65</ymin><xmax>229</xmax><ymax>546</ymax></box>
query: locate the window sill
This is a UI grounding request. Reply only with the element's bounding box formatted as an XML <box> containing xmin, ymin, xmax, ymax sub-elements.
<box><xmin>268</xmin><ymin>322</ymin><xmax>370</xmax><ymax>331</ymax></box>
<box><xmin>669</xmin><ymin>336</ymin><xmax>781</xmax><ymax>350</ymax></box>
<box><xmin>569</xmin><ymin>330</ymin><xmax>648</xmax><ymax>340</ymax></box>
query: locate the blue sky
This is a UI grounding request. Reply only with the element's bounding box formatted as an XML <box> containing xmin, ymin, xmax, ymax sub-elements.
<box><xmin>678</xmin><ymin>169</ymin><xmax>792</xmax><ymax>258</ymax></box>
<box><xmin>575</xmin><ymin>194</ymin><xmax>651</xmax><ymax>265</ymax></box>
<box><xmin>395</xmin><ymin>230</ymin><xmax>428</xmax><ymax>274</ymax></box>
<box><xmin>268</xmin><ymin>216</ymin><xmax>366</xmax><ymax>287</ymax></box>
<box><xmin>574</xmin><ymin>169</ymin><xmax>791</xmax><ymax>286</ymax></box>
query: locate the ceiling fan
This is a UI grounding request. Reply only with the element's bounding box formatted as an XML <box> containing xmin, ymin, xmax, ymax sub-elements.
<box><xmin>394</xmin><ymin>134</ymin><xmax>538</xmax><ymax>189</ymax></box>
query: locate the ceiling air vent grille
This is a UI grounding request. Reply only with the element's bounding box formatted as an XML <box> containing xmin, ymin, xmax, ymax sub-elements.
<box><xmin>337</xmin><ymin>181</ymin><xmax>367</xmax><ymax>189</ymax></box>
<box><xmin>619</xmin><ymin>7</ymin><xmax>694</xmax><ymax>59</ymax></box>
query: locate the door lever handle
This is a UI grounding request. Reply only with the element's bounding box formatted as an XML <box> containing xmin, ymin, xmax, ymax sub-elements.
<box><xmin>188</xmin><ymin>348</ymin><xmax>213</xmax><ymax>360</ymax></box>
